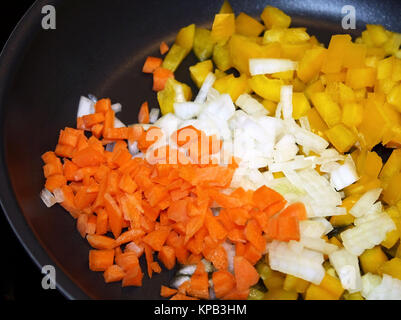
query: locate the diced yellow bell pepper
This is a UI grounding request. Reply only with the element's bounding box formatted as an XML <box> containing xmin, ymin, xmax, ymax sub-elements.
<box><xmin>377</xmin><ymin>56</ymin><xmax>394</xmax><ymax>80</ymax></box>
<box><xmin>271</xmin><ymin>70</ymin><xmax>294</xmax><ymax>80</ymax></box>
<box><xmin>378</xmin><ymin>258</ymin><xmax>401</xmax><ymax>280</ymax></box>
<box><xmin>229</xmin><ymin>34</ymin><xmax>281</xmax><ymax>74</ymax></box>
<box><xmin>297</xmin><ymin>47</ymin><xmax>327</xmax><ymax>83</ymax></box>
<box><xmin>283</xmin><ymin>274</ymin><xmax>310</xmax><ymax>293</ymax></box>
<box><xmin>365</xmin><ymin>55</ymin><xmax>380</xmax><ymax>68</ymax></box>
<box><xmin>212</xmin><ymin>40</ymin><xmax>232</xmax><ymax>71</ymax></box>
<box><xmin>366</xmin><ymin>46</ymin><xmax>387</xmax><ymax>59</ymax></box>
<box><xmin>304</xmin><ymin>79</ymin><xmax>325</xmax><ymax>99</ymax></box>
<box><xmin>358</xmin><ymin>99</ymin><xmax>387</xmax><ymax>149</ymax></box>
<box><xmin>260</xmin><ymin>6</ymin><xmax>291</xmax><ymax>29</ymax></box>
<box><xmin>338</xmin><ymin>82</ymin><xmax>356</xmax><ymax>106</ymax></box>
<box><xmin>329</xmin><ymin>236</ymin><xmax>343</xmax><ymax>247</ymax></box>
<box><xmin>321</xmin><ymin>72</ymin><xmax>347</xmax><ymax>84</ymax></box>
<box><xmin>263</xmin><ymin>288</ymin><xmax>298</xmax><ymax>300</ymax></box>
<box><xmin>249</xmin><ymin>75</ymin><xmax>283</xmax><ymax>102</ymax></box>
<box><xmin>175</xmin><ymin>24</ymin><xmax>195</xmax><ymax>52</ymax></box>
<box><xmin>354</xmin><ymin>88</ymin><xmax>367</xmax><ymax>101</ymax></box>
<box><xmin>214</xmin><ymin>69</ymin><xmax>227</xmax><ymax>79</ymax></box>
<box><xmin>162</xmin><ymin>44</ymin><xmax>189</xmax><ymax>72</ymax></box>
<box><xmin>262</xmin><ymin>27</ymin><xmax>285</xmax><ymax>43</ymax></box>
<box><xmin>330</xmin><ymin>212</ymin><xmax>355</xmax><ymax>228</ymax></box>
<box><xmin>293</xmin><ymin>77</ymin><xmax>307</xmax><ymax>92</ymax></box>
<box><xmin>305</xmin><ymin>284</ymin><xmax>337</xmax><ymax>300</ymax></box>
<box><xmin>213</xmin><ymin>73</ymin><xmax>250</xmax><ymax>102</ymax></box>
<box><xmin>382</xmin><ymin>172</ymin><xmax>401</xmax><ymax>205</ymax></box>
<box><xmin>392</xmin><ymin>58</ymin><xmax>401</xmax><ymax>82</ymax></box>
<box><xmin>219</xmin><ymin>0</ymin><xmax>233</xmax><ymax>14</ymax></box>
<box><xmin>355</xmin><ymin>150</ymin><xmax>383</xmax><ymax>178</ymax></box>
<box><xmin>343</xmin><ymin>292</ymin><xmax>364</xmax><ymax>300</ymax></box>
<box><xmin>318</xmin><ymin>273</ymin><xmax>344</xmax><ymax>300</ymax></box>
<box><xmin>379</xmin><ymin>149</ymin><xmax>401</xmax><ymax>185</ymax></box>
<box><xmin>344</xmin><ymin>176</ymin><xmax>381</xmax><ymax>197</ymax></box>
<box><xmin>306</xmin><ymin>107</ymin><xmax>329</xmax><ymax>139</ymax></box>
<box><xmin>262</xmin><ymin>99</ymin><xmax>277</xmax><ymax>115</ymax></box>
<box><xmin>189</xmin><ymin>60</ymin><xmax>213</xmax><ymax>88</ymax></box>
<box><xmin>248</xmin><ymin>287</ymin><xmax>265</xmax><ymax>300</ymax></box>
<box><xmin>382</xmin><ymin>229</ymin><xmax>400</xmax><ymax>249</ymax></box>
<box><xmin>157</xmin><ymin>78</ymin><xmax>192</xmax><ymax>115</ymax></box>
<box><xmin>235</xmin><ymin>12</ymin><xmax>265</xmax><ymax>37</ymax></box>
<box><xmin>325</xmin><ymin>124</ymin><xmax>357</xmax><ymax>153</ymax></box>
<box><xmin>211</xmin><ymin>13</ymin><xmax>235</xmax><ymax>42</ymax></box>
<box><xmin>345</xmin><ymin>67</ymin><xmax>376</xmax><ymax>90</ymax></box>
<box><xmin>396</xmin><ymin>244</ymin><xmax>401</xmax><ymax>259</ymax></box>
<box><xmin>311</xmin><ymin>92</ymin><xmax>342</xmax><ymax>127</ymax></box>
<box><xmin>272</xmin><ymin>171</ymin><xmax>285</xmax><ymax>179</ymax></box>
<box><xmin>342</xmin><ymin>102</ymin><xmax>363</xmax><ymax>128</ymax></box>
<box><xmin>375</xmin><ymin>78</ymin><xmax>397</xmax><ymax>95</ymax></box>
<box><xmin>321</xmin><ymin>34</ymin><xmax>352</xmax><ymax>74</ymax></box>
<box><xmin>280</xmin><ymin>42</ymin><xmax>312</xmax><ymax>61</ymax></box>
<box><xmin>366</xmin><ymin>24</ymin><xmax>389</xmax><ymax>47</ymax></box>
<box><xmin>386</xmin><ymin>206</ymin><xmax>401</xmax><ymax>238</ymax></box>
<box><xmin>359</xmin><ymin>246</ymin><xmax>388</xmax><ymax>274</ymax></box>
<box><xmin>264</xmin><ymin>27</ymin><xmax>310</xmax><ymax>45</ymax></box>
<box><xmin>383</xmin><ymin>32</ymin><xmax>401</xmax><ymax>56</ymax></box>
<box><xmin>324</xmin><ymin>81</ymin><xmax>341</xmax><ymax>103</ymax></box>
<box><xmin>292</xmin><ymin>92</ymin><xmax>311</xmax><ymax>119</ymax></box>
<box><xmin>256</xmin><ymin>262</ymin><xmax>286</xmax><ymax>290</ymax></box>
<box><xmin>343</xmin><ymin>42</ymin><xmax>367</xmax><ymax>69</ymax></box>
<box><xmin>193</xmin><ymin>28</ymin><xmax>215</xmax><ymax>61</ymax></box>
<box><xmin>387</xmin><ymin>83</ymin><xmax>401</xmax><ymax>112</ymax></box>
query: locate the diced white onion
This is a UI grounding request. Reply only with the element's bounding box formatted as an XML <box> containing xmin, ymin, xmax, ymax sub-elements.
<box><xmin>52</xmin><ymin>188</ymin><xmax>64</xmax><ymax>203</ymax></box>
<box><xmin>249</xmin><ymin>58</ymin><xmax>298</xmax><ymax>76</ymax></box>
<box><xmin>195</xmin><ymin>72</ymin><xmax>216</xmax><ymax>104</ymax></box>
<box><xmin>114</xmin><ymin>117</ymin><xmax>126</xmax><ymax>128</ymax></box>
<box><xmin>77</xmin><ymin>96</ymin><xmax>95</xmax><ymax>118</ymax></box>
<box><xmin>235</xmin><ymin>94</ymin><xmax>268</xmax><ymax>116</ymax></box>
<box><xmin>111</xmin><ymin>103</ymin><xmax>122</xmax><ymax>113</ymax></box>
<box><xmin>280</xmin><ymin>85</ymin><xmax>293</xmax><ymax>120</ymax></box>
<box><xmin>361</xmin><ymin>273</ymin><xmax>382</xmax><ymax>299</ymax></box>
<box><xmin>330</xmin><ymin>156</ymin><xmax>359</xmax><ymax>190</ymax></box>
<box><xmin>366</xmin><ymin>274</ymin><xmax>401</xmax><ymax>300</ymax></box>
<box><xmin>40</xmin><ymin>188</ymin><xmax>56</xmax><ymax>208</ymax></box>
<box><xmin>149</xmin><ymin>108</ymin><xmax>160</xmax><ymax>124</ymax></box>
<box><xmin>349</xmin><ymin>188</ymin><xmax>382</xmax><ymax>218</ymax></box>
<box><xmin>174</xmin><ymin>102</ymin><xmax>203</xmax><ymax>120</ymax></box>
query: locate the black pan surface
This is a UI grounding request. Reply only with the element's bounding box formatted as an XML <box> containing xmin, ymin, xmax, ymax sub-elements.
<box><xmin>1</xmin><ymin>0</ymin><xmax>400</xmax><ymax>300</ymax></box>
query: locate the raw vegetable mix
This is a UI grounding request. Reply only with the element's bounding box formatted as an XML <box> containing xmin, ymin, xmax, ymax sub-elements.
<box><xmin>40</xmin><ymin>1</ymin><xmax>401</xmax><ymax>300</ymax></box>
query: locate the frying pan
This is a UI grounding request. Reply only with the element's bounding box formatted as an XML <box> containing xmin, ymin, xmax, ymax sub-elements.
<box><xmin>0</xmin><ymin>0</ymin><xmax>400</xmax><ymax>300</ymax></box>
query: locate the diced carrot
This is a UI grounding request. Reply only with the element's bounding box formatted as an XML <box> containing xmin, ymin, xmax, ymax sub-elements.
<box><xmin>151</xmin><ymin>261</ymin><xmax>162</xmax><ymax>273</ymax></box>
<box><xmin>160</xmin><ymin>285</ymin><xmax>177</xmax><ymax>298</ymax></box>
<box><xmin>45</xmin><ymin>174</ymin><xmax>67</xmax><ymax>192</ymax></box>
<box><xmin>95</xmin><ymin>98</ymin><xmax>111</xmax><ymax>114</ymax></box>
<box><xmin>138</xmin><ymin>101</ymin><xmax>150</xmax><ymax>124</ymax></box>
<box><xmin>170</xmin><ymin>293</ymin><xmax>199</xmax><ymax>300</ymax></box>
<box><xmin>87</xmin><ymin>234</ymin><xmax>116</xmax><ymax>250</ymax></box>
<box><xmin>212</xmin><ymin>270</ymin><xmax>236</xmax><ymax>299</ymax></box>
<box><xmin>226</xmin><ymin>207</ymin><xmax>250</xmax><ymax>226</ymax></box>
<box><xmin>115</xmin><ymin>229</ymin><xmax>144</xmax><ymax>246</ymax></box>
<box><xmin>280</xmin><ymin>202</ymin><xmax>307</xmax><ymax>221</ymax></box>
<box><xmin>103</xmin><ymin>193</ymin><xmax>123</xmax><ymax>238</ymax></box>
<box><xmin>205</xmin><ymin>215</ymin><xmax>227</xmax><ymax>241</ymax></box>
<box><xmin>187</xmin><ymin>262</ymin><xmax>209</xmax><ymax>300</ymax></box>
<box><xmin>252</xmin><ymin>185</ymin><xmax>285</xmax><ymax>210</ymax></box>
<box><xmin>122</xmin><ymin>266</ymin><xmax>143</xmax><ymax>287</ymax></box>
<box><xmin>144</xmin><ymin>243</ymin><xmax>154</xmax><ymax>278</ymax></box>
<box><xmin>89</xmin><ymin>249</ymin><xmax>115</xmax><ymax>271</ymax></box>
<box><xmin>277</xmin><ymin>215</ymin><xmax>300</xmax><ymax>241</ymax></box>
<box><xmin>43</xmin><ymin>159</ymin><xmax>63</xmax><ymax>178</ymax></box>
<box><xmin>72</xmin><ymin>146</ymin><xmax>105</xmax><ymax>168</ymax></box>
<box><xmin>142</xmin><ymin>56</ymin><xmax>163</xmax><ymax>74</ymax></box>
<box><xmin>103</xmin><ymin>264</ymin><xmax>126</xmax><ymax>283</ymax></box>
<box><xmin>82</xmin><ymin>113</ymin><xmax>105</xmax><ymax>128</ymax></box>
<box><xmin>158</xmin><ymin>245</ymin><xmax>176</xmax><ymax>270</ymax></box>
<box><xmin>41</xmin><ymin>151</ymin><xmax>58</xmax><ymax>164</ymax></box>
<box><xmin>58</xmin><ymin>128</ymin><xmax>80</xmax><ymax>147</ymax></box>
<box><xmin>160</xmin><ymin>41</ymin><xmax>169</xmax><ymax>55</ymax></box>
<box><xmin>234</xmin><ymin>256</ymin><xmax>259</xmax><ymax>291</ymax></box>
<box><xmin>142</xmin><ymin>228</ymin><xmax>170</xmax><ymax>251</ymax></box>
<box><xmin>178</xmin><ymin>280</ymin><xmax>190</xmax><ymax>295</ymax></box>
<box><xmin>153</xmin><ymin>67</ymin><xmax>174</xmax><ymax>91</ymax></box>
<box><xmin>243</xmin><ymin>243</ymin><xmax>262</xmax><ymax>265</ymax></box>
<box><xmin>95</xmin><ymin>208</ymin><xmax>109</xmax><ymax>235</ymax></box>
<box><xmin>115</xmin><ymin>251</ymin><xmax>140</xmax><ymax>272</ymax></box>
<box><xmin>244</xmin><ymin>219</ymin><xmax>266</xmax><ymax>252</ymax></box>
<box><xmin>77</xmin><ymin>213</ymin><xmax>88</xmax><ymax>238</ymax></box>
<box><xmin>209</xmin><ymin>245</ymin><xmax>228</xmax><ymax>270</ymax></box>
<box><xmin>119</xmin><ymin>173</ymin><xmax>137</xmax><ymax>194</ymax></box>
<box><xmin>74</xmin><ymin>188</ymin><xmax>97</xmax><ymax>210</ymax></box>
<box><xmin>167</xmin><ymin>198</ymin><xmax>189</xmax><ymax>222</ymax></box>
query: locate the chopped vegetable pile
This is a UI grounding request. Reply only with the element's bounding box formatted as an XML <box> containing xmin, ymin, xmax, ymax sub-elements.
<box><xmin>40</xmin><ymin>1</ymin><xmax>401</xmax><ymax>300</ymax></box>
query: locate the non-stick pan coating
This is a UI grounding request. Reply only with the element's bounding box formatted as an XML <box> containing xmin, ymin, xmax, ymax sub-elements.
<box><xmin>1</xmin><ymin>0</ymin><xmax>400</xmax><ymax>299</ymax></box>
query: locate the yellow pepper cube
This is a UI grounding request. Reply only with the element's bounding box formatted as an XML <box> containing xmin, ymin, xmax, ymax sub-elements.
<box><xmin>344</xmin><ymin>176</ymin><xmax>381</xmax><ymax>198</ymax></box>
<box><xmin>212</xmin><ymin>41</ymin><xmax>232</xmax><ymax>72</ymax></box>
<box><xmin>392</xmin><ymin>58</ymin><xmax>401</xmax><ymax>82</ymax></box>
<box><xmin>260</xmin><ymin>6</ymin><xmax>291</xmax><ymax>29</ymax></box>
<box><xmin>338</xmin><ymin>83</ymin><xmax>356</xmax><ymax>106</ymax></box>
<box><xmin>282</xmin><ymin>28</ymin><xmax>310</xmax><ymax>44</ymax></box>
<box><xmin>305</xmin><ymin>284</ymin><xmax>337</xmax><ymax>300</ymax></box>
<box><xmin>325</xmin><ymin>124</ymin><xmax>357</xmax><ymax>153</ymax></box>
<box><xmin>281</xmin><ymin>42</ymin><xmax>312</xmax><ymax>61</ymax></box>
<box><xmin>211</xmin><ymin>13</ymin><xmax>235</xmax><ymax>42</ymax></box>
<box><xmin>283</xmin><ymin>274</ymin><xmax>310</xmax><ymax>293</ymax></box>
<box><xmin>311</xmin><ymin>92</ymin><xmax>342</xmax><ymax>127</ymax></box>
<box><xmin>360</xmin><ymin>246</ymin><xmax>388</xmax><ymax>274</ymax></box>
<box><xmin>383</xmin><ymin>172</ymin><xmax>401</xmax><ymax>205</ymax></box>
<box><xmin>366</xmin><ymin>24</ymin><xmax>389</xmax><ymax>47</ymax></box>
<box><xmin>271</xmin><ymin>70</ymin><xmax>294</xmax><ymax>80</ymax></box>
<box><xmin>383</xmin><ymin>32</ymin><xmax>401</xmax><ymax>56</ymax></box>
<box><xmin>293</xmin><ymin>77</ymin><xmax>307</xmax><ymax>92</ymax></box>
<box><xmin>345</xmin><ymin>67</ymin><xmax>376</xmax><ymax>90</ymax></box>
<box><xmin>249</xmin><ymin>75</ymin><xmax>283</xmax><ymax>102</ymax></box>
<box><xmin>382</xmin><ymin>229</ymin><xmax>400</xmax><ymax>249</ymax></box>
<box><xmin>378</xmin><ymin>258</ymin><xmax>401</xmax><ymax>280</ymax></box>
<box><xmin>189</xmin><ymin>60</ymin><xmax>213</xmax><ymax>88</ymax></box>
<box><xmin>262</xmin><ymin>99</ymin><xmax>277</xmax><ymax>114</ymax></box>
<box><xmin>319</xmin><ymin>273</ymin><xmax>344</xmax><ymax>300</ymax></box>
<box><xmin>297</xmin><ymin>47</ymin><xmax>327</xmax><ymax>83</ymax></box>
<box><xmin>343</xmin><ymin>43</ymin><xmax>367</xmax><ymax>69</ymax></box>
<box><xmin>219</xmin><ymin>0</ymin><xmax>233</xmax><ymax>14</ymax></box>
<box><xmin>304</xmin><ymin>79</ymin><xmax>325</xmax><ymax>99</ymax></box>
<box><xmin>175</xmin><ymin>24</ymin><xmax>195</xmax><ymax>52</ymax></box>
<box><xmin>380</xmin><ymin>149</ymin><xmax>401</xmax><ymax>183</ymax></box>
<box><xmin>355</xmin><ymin>150</ymin><xmax>383</xmax><ymax>178</ymax></box>
<box><xmin>321</xmin><ymin>34</ymin><xmax>352</xmax><ymax>74</ymax></box>
<box><xmin>162</xmin><ymin>43</ymin><xmax>189</xmax><ymax>72</ymax></box>
<box><xmin>263</xmin><ymin>288</ymin><xmax>298</xmax><ymax>300</ymax></box>
<box><xmin>235</xmin><ymin>12</ymin><xmax>265</xmax><ymax>37</ymax></box>
<box><xmin>387</xmin><ymin>84</ymin><xmax>401</xmax><ymax>112</ymax></box>
<box><xmin>213</xmin><ymin>74</ymin><xmax>250</xmax><ymax>102</ymax></box>
<box><xmin>329</xmin><ymin>236</ymin><xmax>342</xmax><ymax>247</ymax></box>
<box><xmin>377</xmin><ymin>56</ymin><xmax>394</xmax><ymax>80</ymax></box>
<box><xmin>376</xmin><ymin>78</ymin><xmax>397</xmax><ymax>95</ymax></box>
<box><xmin>157</xmin><ymin>78</ymin><xmax>192</xmax><ymax>115</ymax></box>
<box><xmin>342</xmin><ymin>102</ymin><xmax>364</xmax><ymax>129</ymax></box>
<box><xmin>306</xmin><ymin>107</ymin><xmax>329</xmax><ymax>139</ymax></box>
<box><xmin>193</xmin><ymin>28</ymin><xmax>215</xmax><ymax>61</ymax></box>
<box><xmin>343</xmin><ymin>292</ymin><xmax>364</xmax><ymax>300</ymax></box>
<box><xmin>292</xmin><ymin>92</ymin><xmax>311</xmax><ymax>119</ymax></box>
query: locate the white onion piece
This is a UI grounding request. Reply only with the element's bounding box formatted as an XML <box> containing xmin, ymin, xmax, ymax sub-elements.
<box><xmin>349</xmin><ymin>188</ymin><xmax>382</xmax><ymax>218</ymax></box>
<box><xmin>77</xmin><ymin>96</ymin><xmax>95</xmax><ymax>118</ymax></box>
<box><xmin>361</xmin><ymin>273</ymin><xmax>382</xmax><ymax>299</ymax></box>
<box><xmin>195</xmin><ymin>72</ymin><xmax>216</xmax><ymax>104</ymax></box>
<box><xmin>366</xmin><ymin>274</ymin><xmax>401</xmax><ymax>300</ymax></box>
<box><xmin>128</xmin><ymin>140</ymin><xmax>139</xmax><ymax>156</ymax></box>
<box><xmin>40</xmin><ymin>189</ymin><xmax>56</xmax><ymax>208</ymax></box>
<box><xmin>222</xmin><ymin>241</ymin><xmax>235</xmax><ymax>273</ymax></box>
<box><xmin>330</xmin><ymin>155</ymin><xmax>359</xmax><ymax>190</ymax></box>
<box><xmin>154</xmin><ymin>113</ymin><xmax>182</xmax><ymax>137</ymax></box>
<box><xmin>174</xmin><ymin>102</ymin><xmax>203</xmax><ymax>120</ymax></box>
<box><xmin>280</xmin><ymin>85</ymin><xmax>293</xmax><ymax>120</ymax></box>
<box><xmin>273</xmin><ymin>134</ymin><xmax>298</xmax><ymax>163</ymax></box>
<box><xmin>249</xmin><ymin>58</ymin><xmax>298</xmax><ymax>76</ymax></box>
<box><xmin>114</xmin><ymin>117</ymin><xmax>126</xmax><ymax>128</ymax></box>
<box><xmin>149</xmin><ymin>108</ymin><xmax>160</xmax><ymax>123</ymax></box>
<box><xmin>52</xmin><ymin>188</ymin><xmax>65</xmax><ymax>203</ymax></box>
<box><xmin>111</xmin><ymin>103</ymin><xmax>122</xmax><ymax>113</ymax></box>
<box><xmin>235</xmin><ymin>94</ymin><xmax>268</xmax><ymax>116</ymax></box>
